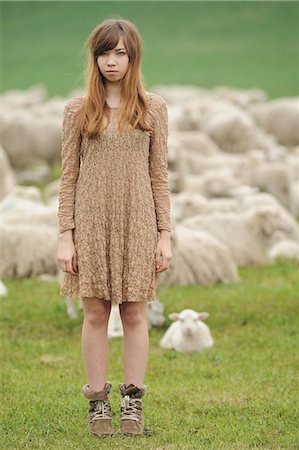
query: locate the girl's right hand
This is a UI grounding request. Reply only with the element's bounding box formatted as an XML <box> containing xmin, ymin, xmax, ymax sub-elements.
<box><xmin>57</xmin><ymin>233</ymin><xmax>78</xmax><ymax>275</ymax></box>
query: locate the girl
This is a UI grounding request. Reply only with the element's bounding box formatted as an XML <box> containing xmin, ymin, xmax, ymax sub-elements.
<box><xmin>56</xmin><ymin>17</ymin><xmax>172</xmax><ymax>437</ymax></box>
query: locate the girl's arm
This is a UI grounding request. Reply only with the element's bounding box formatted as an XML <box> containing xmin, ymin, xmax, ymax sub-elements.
<box><xmin>149</xmin><ymin>98</ymin><xmax>171</xmax><ymax>234</ymax></box>
<box><xmin>57</xmin><ymin>100</ymin><xmax>82</xmax><ymax>236</ymax></box>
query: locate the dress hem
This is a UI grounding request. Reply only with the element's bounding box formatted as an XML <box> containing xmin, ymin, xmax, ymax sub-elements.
<box><xmin>59</xmin><ymin>287</ymin><xmax>157</xmax><ymax>305</ymax></box>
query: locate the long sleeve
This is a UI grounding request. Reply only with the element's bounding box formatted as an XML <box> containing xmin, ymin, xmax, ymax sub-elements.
<box><xmin>57</xmin><ymin>101</ymin><xmax>82</xmax><ymax>234</ymax></box>
<box><xmin>149</xmin><ymin>99</ymin><xmax>171</xmax><ymax>232</ymax></box>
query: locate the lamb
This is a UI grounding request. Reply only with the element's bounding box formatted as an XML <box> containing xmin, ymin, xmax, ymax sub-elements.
<box><xmin>180</xmin><ymin>204</ymin><xmax>299</xmax><ymax>267</ymax></box>
<box><xmin>159</xmin><ymin>309</ymin><xmax>213</xmax><ymax>352</ymax></box>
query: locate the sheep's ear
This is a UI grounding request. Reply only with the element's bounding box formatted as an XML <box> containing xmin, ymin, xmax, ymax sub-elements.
<box><xmin>197</xmin><ymin>312</ymin><xmax>209</xmax><ymax>320</ymax></box>
<box><xmin>169</xmin><ymin>312</ymin><xmax>180</xmax><ymax>321</ymax></box>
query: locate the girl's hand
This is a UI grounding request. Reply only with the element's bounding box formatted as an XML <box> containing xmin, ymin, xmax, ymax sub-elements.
<box><xmin>57</xmin><ymin>234</ymin><xmax>78</xmax><ymax>276</ymax></box>
<box><xmin>155</xmin><ymin>232</ymin><xmax>172</xmax><ymax>273</ymax></box>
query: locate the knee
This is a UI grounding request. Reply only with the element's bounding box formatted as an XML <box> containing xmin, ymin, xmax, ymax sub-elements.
<box><xmin>120</xmin><ymin>304</ymin><xmax>147</xmax><ymax>327</ymax></box>
<box><xmin>82</xmin><ymin>298</ymin><xmax>111</xmax><ymax>327</ymax></box>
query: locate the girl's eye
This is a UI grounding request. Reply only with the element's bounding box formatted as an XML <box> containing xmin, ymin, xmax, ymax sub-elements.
<box><xmin>99</xmin><ymin>51</ymin><xmax>126</xmax><ymax>56</ymax></box>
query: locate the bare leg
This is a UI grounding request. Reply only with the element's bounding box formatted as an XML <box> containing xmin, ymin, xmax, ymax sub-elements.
<box><xmin>81</xmin><ymin>297</ymin><xmax>111</xmax><ymax>391</ymax></box>
<box><xmin>119</xmin><ymin>301</ymin><xmax>149</xmax><ymax>388</ymax></box>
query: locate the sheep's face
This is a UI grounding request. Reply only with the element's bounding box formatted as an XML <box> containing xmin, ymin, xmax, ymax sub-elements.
<box><xmin>247</xmin><ymin>205</ymin><xmax>296</xmax><ymax>238</ymax></box>
<box><xmin>169</xmin><ymin>309</ymin><xmax>209</xmax><ymax>337</ymax></box>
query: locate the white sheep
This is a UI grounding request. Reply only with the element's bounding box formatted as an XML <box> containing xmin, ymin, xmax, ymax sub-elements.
<box><xmin>0</xmin><ymin>280</ymin><xmax>8</xmax><ymax>297</ymax></box>
<box><xmin>193</xmin><ymin>98</ymin><xmax>278</xmax><ymax>153</ymax></box>
<box><xmin>0</xmin><ymin>145</ymin><xmax>16</xmax><ymax>200</ymax></box>
<box><xmin>158</xmin><ymin>225</ymin><xmax>239</xmax><ymax>289</ymax></box>
<box><xmin>160</xmin><ymin>309</ymin><xmax>213</xmax><ymax>352</ymax></box>
<box><xmin>107</xmin><ymin>299</ymin><xmax>165</xmax><ymax>337</ymax></box>
<box><xmin>249</xmin><ymin>98</ymin><xmax>299</xmax><ymax>146</ymax></box>
<box><xmin>268</xmin><ymin>240</ymin><xmax>299</xmax><ymax>261</ymax></box>
<box><xmin>0</xmin><ymin>224</ymin><xmax>58</xmax><ymax>277</ymax></box>
<box><xmin>180</xmin><ymin>204</ymin><xmax>299</xmax><ymax>267</ymax></box>
<box><xmin>238</xmin><ymin>152</ymin><xmax>295</xmax><ymax>210</ymax></box>
<box><xmin>268</xmin><ymin>230</ymin><xmax>299</xmax><ymax>261</ymax></box>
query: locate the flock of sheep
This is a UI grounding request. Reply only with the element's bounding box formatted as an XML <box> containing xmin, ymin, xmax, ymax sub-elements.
<box><xmin>1</xmin><ymin>84</ymin><xmax>298</xmax><ymax>352</ymax></box>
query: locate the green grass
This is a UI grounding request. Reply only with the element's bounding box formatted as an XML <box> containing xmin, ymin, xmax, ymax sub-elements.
<box><xmin>2</xmin><ymin>1</ymin><xmax>298</xmax><ymax>98</ymax></box>
<box><xmin>1</xmin><ymin>258</ymin><xmax>299</xmax><ymax>449</ymax></box>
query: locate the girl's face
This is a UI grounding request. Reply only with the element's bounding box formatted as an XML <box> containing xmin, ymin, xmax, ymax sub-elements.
<box><xmin>97</xmin><ymin>36</ymin><xmax>129</xmax><ymax>82</ymax></box>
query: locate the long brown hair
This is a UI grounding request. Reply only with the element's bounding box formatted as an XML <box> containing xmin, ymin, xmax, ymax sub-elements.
<box><xmin>76</xmin><ymin>17</ymin><xmax>154</xmax><ymax>139</ymax></box>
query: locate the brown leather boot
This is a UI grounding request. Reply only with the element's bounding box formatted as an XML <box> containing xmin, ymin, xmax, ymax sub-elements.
<box><xmin>81</xmin><ymin>381</ymin><xmax>114</xmax><ymax>436</ymax></box>
<box><xmin>118</xmin><ymin>382</ymin><xmax>147</xmax><ymax>435</ymax></box>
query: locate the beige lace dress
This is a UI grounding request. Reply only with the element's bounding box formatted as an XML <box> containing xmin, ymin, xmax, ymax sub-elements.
<box><xmin>57</xmin><ymin>92</ymin><xmax>171</xmax><ymax>305</ymax></box>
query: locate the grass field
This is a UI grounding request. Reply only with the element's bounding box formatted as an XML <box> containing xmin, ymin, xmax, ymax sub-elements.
<box><xmin>1</xmin><ymin>258</ymin><xmax>298</xmax><ymax>449</ymax></box>
<box><xmin>1</xmin><ymin>2</ymin><xmax>299</xmax><ymax>448</ymax></box>
<box><xmin>2</xmin><ymin>1</ymin><xmax>298</xmax><ymax>98</ymax></box>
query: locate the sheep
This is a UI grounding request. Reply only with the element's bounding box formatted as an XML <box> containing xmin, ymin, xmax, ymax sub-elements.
<box><xmin>107</xmin><ymin>300</ymin><xmax>165</xmax><ymax>337</ymax></box>
<box><xmin>158</xmin><ymin>225</ymin><xmax>239</xmax><ymax>289</ymax></box>
<box><xmin>237</xmin><ymin>151</ymin><xmax>295</xmax><ymax>210</ymax></box>
<box><xmin>108</xmin><ymin>305</ymin><xmax>123</xmax><ymax>338</ymax></box>
<box><xmin>171</xmin><ymin>192</ymin><xmax>241</xmax><ymax>222</ymax></box>
<box><xmin>176</xmin><ymin>160</ymin><xmax>243</xmax><ymax>197</ymax></box>
<box><xmin>175</xmin><ymin>145</ymin><xmax>246</xmax><ymax>177</ymax></box>
<box><xmin>171</xmin><ymin>130</ymin><xmax>221</xmax><ymax>157</ymax></box>
<box><xmin>0</xmin><ymin>145</ymin><xmax>16</xmax><ymax>200</ymax></box>
<box><xmin>0</xmin><ymin>224</ymin><xmax>58</xmax><ymax>277</ymax></box>
<box><xmin>186</xmin><ymin>98</ymin><xmax>278</xmax><ymax>153</ymax></box>
<box><xmin>1</xmin><ymin>184</ymin><xmax>43</xmax><ymax>206</ymax></box>
<box><xmin>268</xmin><ymin>230</ymin><xmax>299</xmax><ymax>261</ymax></box>
<box><xmin>1</xmin><ymin>109</ymin><xmax>62</xmax><ymax>169</ymax></box>
<box><xmin>0</xmin><ymin>280</ymin><xmax>8</xmax><ymax>297</ymax></box>
<box><xmin>180</xmin><ymin>204</ymin><xmax>299</xmax><ymax>267</ymax></box>
<box><xmin>249</xmin><ymin>98</ymin><xmax>299</xmax><ymax>146</ymax></box>
<box><xmin>0</xmin><ymin>84</ymin><xmax>47</xmax><ymax>110</ymax></box>
<box><xmin>290</xmin><ymin>181</ymin><xmax>299</xmax><ymax>217</ymax></box>
<box><xmin>2</xmin><ymin>186</ymin><xmax>58</xmax><ymax>228</ymax></box>
<box><xmin>210</xmin><ymin>86</ymin><xmax>267</xmax><ymax>108</ymax></box>
<box><xmin>268</xmin><ymin>240</ymin><xmax>299</xmax><ymax>261</ymax></box>
<box><xmin>3</xmin><ymin>207</ymin><xmax>58</xmax><ymax>229</ymax></box>
<box><xmin>159</xmin><ymin>309</ymin><xmax>213</xmax><ymax>352</ymax></box>
<box><xmin>151</xmin><ymin>85</ymin><xmax>206</xmax><ymax>105</ymax></box>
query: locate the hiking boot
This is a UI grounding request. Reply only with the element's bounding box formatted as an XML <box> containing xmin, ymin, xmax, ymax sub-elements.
<box><xmin>118</xmin><ymin>382</ymin><xmax>147</xmax><ymax>435</ymax></box>
<box><xmin>81</xmin><ymin>381</ymin><xmax>114</xmax><ymax>436</ymax></box>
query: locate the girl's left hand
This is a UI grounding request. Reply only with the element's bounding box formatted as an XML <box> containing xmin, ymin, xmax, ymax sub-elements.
<box><xmin>155</xmin><ymin>235</ymin><xmax>172</xmax><ymax>273</ymax></box>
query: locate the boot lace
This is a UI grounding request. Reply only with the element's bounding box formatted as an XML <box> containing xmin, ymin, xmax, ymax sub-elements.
<box><xmin>89</xmin><ymin>399</ymin><xmax>112</xmax><ymax>422</ymax></box>
<box><xmin>120</xmin><ymin>395</ymin><xmax>142</xmax><ymax>422</ymax></box>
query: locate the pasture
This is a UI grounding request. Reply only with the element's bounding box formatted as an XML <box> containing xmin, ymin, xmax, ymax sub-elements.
<box><xmin>1</xmin><ymin>258</ymin><xmax>298</xmax><ymax>449</ymax></box>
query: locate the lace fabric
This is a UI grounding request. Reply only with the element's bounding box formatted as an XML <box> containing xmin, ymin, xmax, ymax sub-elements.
<box><xmin>58</xmin><ymin>92</ymin><xmax>171</xmax><ymax>304</ymax></box>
